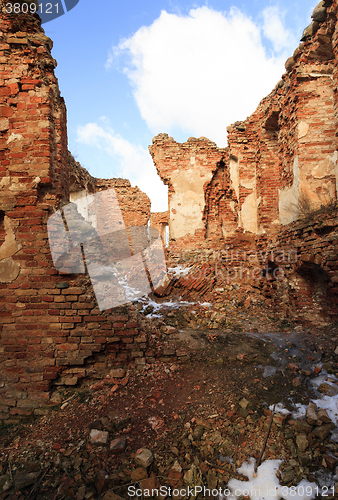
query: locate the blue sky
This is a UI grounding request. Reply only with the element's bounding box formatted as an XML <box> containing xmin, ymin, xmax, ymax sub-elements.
<box><xmin>43</xmin><ymin>0</ymin><xmax>318</xmax><ymax>211</ymax></box>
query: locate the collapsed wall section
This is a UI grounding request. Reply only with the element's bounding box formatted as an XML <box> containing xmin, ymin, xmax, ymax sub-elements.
<box><xmin>258</xmin><ymin>214</ymin><xmax>338</xmax><ymax>323</ymax></box>
<box><xmin>149</xmin><ymin>134</ymin><xmax>228</xmax><ymax>247</ymax></box>
<box><xmin>150</xmin><ymin>0</ymin><xmax>338</xmax><ymax>253</ymax></box>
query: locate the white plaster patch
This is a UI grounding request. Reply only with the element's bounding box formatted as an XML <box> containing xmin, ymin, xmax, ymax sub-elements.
<box><xmin>229</xmin><ymin>157</ymin><xmax>239</xmax><ymax>200</ymax></box>
<box><xmin>298</xmin><ymin>122</ymin><xmax>309</xmax><ymax>139</ymax></box>
<box><xmin>0</xmin><ymin>177</ymin><xmax>10</xmax><ymax>189</ymax></box>
<box><xmin>279</xmin><ymin>156</ymin><xmax>299</xmax><ymax>225</ymax></box>
<box><xmin>312</xmin><ymin>151</ymin><xmax>337</xmax><ymax>179</ymax></box>
<box><xmin>229</xmin><ymin>201</ymin><xmax>236</xmax><ymax>213</ymax></box>
<box><xmin>0</xmin><ymin>118</ymin><xmax>9</xmax><ymax>132</ymax></box>
<box><xmin>6</xmin><ymin>133</ymin><xmax>23</xmax><ymax>144</ymax></box>
<box><xmin>70</xmin><ymin>190</ymin><xmax>96</xmax><ymax>228</ymax></box>
<box><xmin>32</xmin><ymin>176</ymin><xmax>41</xmax><ymax>188</ymax></box>
<box><xmin>0</xmin><ymin>177</ymin><xmax>26</xmax><ymax>193</ymax></box>
<box><xmin>0</xmin><ymin>216</ymin><xmax>22</xmax><ymax>261</ymax></box>
<box><xmin>0</xmin><ymin>257</ymin><xmax>20</xmax><ymax>283</ymax></box>
<box><xmin>240</xmin><ymin>177</ymin><xmax>255</xmax><ymax>190</ymax></box>
<box><xmin>169</xmin><ymin>168</ymin><xmax>213</xmax><ymax>239</ymax></box>
<box><xmin>190</xmin><ymin>156</ymin><xmax>195</xmax><ymax>165</ymax></box>
<box><xmin>239</xmin><ymin>193</ymin><xmax>260</xmax><ymax>233</ymax></box>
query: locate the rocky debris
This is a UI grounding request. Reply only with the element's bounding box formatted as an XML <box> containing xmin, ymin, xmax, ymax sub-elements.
<box><xmin>296</xmin><ymin>433</ymin><xmax>308</xmax><ymax>452</ymax></box>
<box><xmin>318</xmin><ymin>408</ymin><xmax>331</xmax><ymax>424</ymax></box>
<box><xmin>110</xmin><ymin>438</ymin><xmax>127</xmax><ymax>453</ymax></box>
<box><xmin>312</xmin><ymin>423</ymin><xmax>335</xmax><ymax>441</ymax></box>
<box><xmin>90</xmin><ymin>429</ymin><xmax>109</xmax><ymax>445</ymax></box>
<box><xmin>0</xmin><ymin>316</ymin><xmax>337</xmax><ymax>498</ymax></box>
<box><xmin>1</xmin><ymin>402</ymin><xmax>338</xmax><ymax>499</ymax></box>
<box><xmin>318</xmin><ymin>382</ymin><xmax>338</xmax><ymax>396</ymax></box>
<box><xmin>134</xmin><ymin>448</ymin><xmax>154</xmax><ymax>468</ymax></box>
<box><xmin>192</xmin><ymin>424</ymin><xmax>204</xmax><ymax>441</ymax></box>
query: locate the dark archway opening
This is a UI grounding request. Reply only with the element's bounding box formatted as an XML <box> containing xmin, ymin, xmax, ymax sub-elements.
<box><xmin>295</xmin><ymin>262</ymin><xmax>333</xmax><ymax>319</ymax></box>
<box><xmin>261</xmin><ymin>260</ymin><xmax>279</xmax><ymax>281</ymax></box>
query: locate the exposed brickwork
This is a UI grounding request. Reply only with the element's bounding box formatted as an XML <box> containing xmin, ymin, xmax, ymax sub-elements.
<box><xmin>0</xmin><ymin>6</ymin><xmax>161</xmax><ymax>422</ymax></box>
<box><xmin>150</xmin><ymin>0</ymin><xmax>338</xmax><ymax>246</ymax></box>
<box><xmin>149</xmin><ymin>134</ymin><xmax>227</xmax><ymax>247</ymax></box>
<box><xmin>259</xmin><ymin>214</ymin><xmax>338</xmax><ymax>323</ymax></box>
<box><xmin>149</xmin><ymin>211</ymin><xmax>169</xmax><ymax>247</ymax></box>
<box><xmin>2</xmin><ymin>0</ymin><xmax>338</xmax><ymax>420</ymax></box>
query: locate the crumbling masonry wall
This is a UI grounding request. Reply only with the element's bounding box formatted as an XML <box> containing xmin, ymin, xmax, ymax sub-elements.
<box><xmin>149</xmin><ymin>135</ymin><xmax>228</xmax><ymax>247</ymax></box>
<box><xmin>149</xmin><ymin>211</ymin><xmax>169</xmax><ymax>246</ymax></box>
<box><xmin>149</xmin><ymin>0</ymin><xmax>338</xmax><ymax>321</ymax></box>
<box><xmin>0</xmin><ymin>6</ymin><xmax>172</xmax><ymax>422</ymax></box>
<box><xmin>68</xmin><ymin>152</ymin><xmax>151</xmax><ymax>228</ymax></box>
<box><xmin>258</xmin><ymin>214</ymin><xmax>338</xmax><ymax>324</ymax></box>
<box><xmin>151</xmin><ymin>0</ymin><xmax>338</xmax><ymax>249</ymax></box>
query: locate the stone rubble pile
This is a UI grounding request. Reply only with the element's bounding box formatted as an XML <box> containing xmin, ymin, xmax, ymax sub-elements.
<box><xmin>1</xmin><ymin>394</ymin><xmax>338</xmax><ymax>499</ymax></box>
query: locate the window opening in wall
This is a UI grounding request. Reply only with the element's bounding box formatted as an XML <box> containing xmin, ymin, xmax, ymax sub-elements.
<box><xmin>165</xmin><ymin>225</ymin><xmax>169</xmax><ymax>247</ymax></box>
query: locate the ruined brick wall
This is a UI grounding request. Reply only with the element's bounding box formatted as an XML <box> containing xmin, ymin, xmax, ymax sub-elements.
<box><xmin>225</xmin><ymin>0</ymin><xmax>338</xmax><ymax>230</ymax></box>
<box><xmin>150</xmin><ymin>0</ymin><xmax>338</xmax><ymax>249</ymax></box>
<box><xmin>0</xmin><ymin>4</ymin><xmax>69</xmax><ymax>418</ymax></box>
<box><xmin>259</xmin><ymin>213</ymin><xmax>338</xmax><ymax>324</ymax></box>
<box><xmin>226</xmin><ymin>102</ymin><xmax>281</xmax><ymax>236</ymax></box>
<box><xmin>0</xmin><ymin>8</ymin><xmax>164</xmax><ymax>422</ymax></box>
<box><xmin>276</xmin><ymin>0</ymin><xmax>337</xmax><ymax>225</ymax></box>
<box><xmin>149</xmin><ymin>211</ymin><xmax>169</xmax><ymax>246</ymax></box>
<box><xmin>68</xmin><ymin>152</ymin><xmax>151</xmax><ymax>228</ymax></box>
<box><xmin>149</xmin><ymin>134</ymin><xmax>228</xmax><ymax>247</ymax></box>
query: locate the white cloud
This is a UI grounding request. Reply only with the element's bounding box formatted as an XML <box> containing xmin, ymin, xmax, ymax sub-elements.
<box><xmin>261</xmin><ymin>6</ymin><xmax>296</xmax><ymax>53</ymax></box>
<box><xmin>108</xmin><ymin>6</ymin><xmax>289</xmax><ymax>147</ymax></box>
<box><xmin>77</xmin><ymin>122</ymin><xmax>168</xmax><ymax>212</ymax></box>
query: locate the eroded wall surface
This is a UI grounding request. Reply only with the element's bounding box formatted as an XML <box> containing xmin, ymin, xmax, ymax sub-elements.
<box><xmin>259</xmin><ymin>213</ymin><xmax>338</xmax><ymax>324</ymax></box>
<box><xmin>149</xmin><ymin>211</ymin><xmax>169</xmax><ymax>246</ymax></box>
<box><xmin>150</xmin><ymin>0</ymin><xmax>338</xmax><ymax>247</ymax></box>
<box><xmin>0</xmin><ymin>7</ymin><xmax>164</xmax><ymax>422</ymax></box>
<box><xmin>149</xmin><ymin>134</ymin><xmax>227</xmax><ymax>246</ymax></box>
<box><xmin>2</xmin><ymin>0</ymin><xmax>338</xmax><ymax>419</ymax></box>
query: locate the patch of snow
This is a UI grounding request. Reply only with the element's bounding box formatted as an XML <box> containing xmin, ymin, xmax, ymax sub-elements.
<box><xmin>269</xmin><ymin>404</ymin><xmax>290</xmax><ymax>415</ymax></box>
<box><xmin>138</xmin><ymin>297</ymin><xmax>203</xmax><ymax>315</ymax></box>
<box><xmin>310</xmin><ymin>371</ymin><xmax>335</xmax><ymax>389</ymax></box>
<box><xmin>270</xmin><ymin>352</ymin><xmax>282</xmax><ymax>362</ymax></box>
<box><xmin>270</xmin><ymin>402</ymin><xmax>306</xmax><ymax>419</ymax></box>
<box><xmin>221</xmin><ymin>458</ymin><xmax>318</xmax><ymax>500</ymax></box>
<box><xmin>291</xmin><ymin>403</ymin><xmax>307</xmax><ymax>419</ymax></box>
<box><xmin>312</xmin><ymin>394</ymin><xmax>338</xmax><ymax>426</ymax></box>
<box><xmin>258</xmin><ymin>365</ymin><xmax>277</xmax><ymax>378</ymax></box>
<box><xmin>310</xmin><ymin>469</ymin><xmax>336</xmax><ymax>489</ymax></box>
<box><xmin>167</xmin><ymin>265</ymin><xmax>192</xmax><ymax>277</ymax></box>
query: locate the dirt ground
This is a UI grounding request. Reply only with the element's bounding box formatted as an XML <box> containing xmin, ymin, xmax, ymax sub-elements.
<box><xmin>1</xmin><ymin>318</ymin><xmax>338</xmax><ymax>499</ymax></box>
